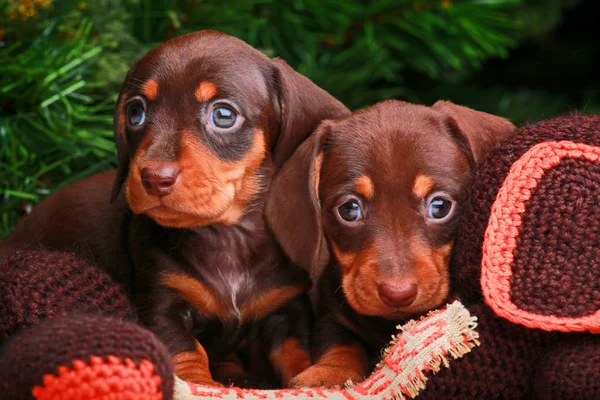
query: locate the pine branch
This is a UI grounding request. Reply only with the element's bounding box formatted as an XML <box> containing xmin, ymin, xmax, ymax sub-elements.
<box><xmin>0</xmin><ymin>17</ymin><xmax>114</xmax><ymax>236</ymax></box>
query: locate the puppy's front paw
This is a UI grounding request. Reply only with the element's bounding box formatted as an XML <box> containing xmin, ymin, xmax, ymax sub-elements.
<box><xmin>174</xmin><ymin>340</ymin><xmax>224</xmax><ymax>387</ymax></box>
<box><xmin>178</xmin><ymin>371</ymin><xmax>224</xmax><ymax>387</ymax></box>
<box><xmin>289</xmin><ymin>364</ymin><xmax>364</xmax><ymax>388</ymax></box>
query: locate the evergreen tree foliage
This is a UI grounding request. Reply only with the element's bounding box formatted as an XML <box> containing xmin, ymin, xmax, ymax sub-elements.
<box><xmin>0</xmin><ymin>0</ymin><xmax>590</xmax><ymax>236</ymax></box>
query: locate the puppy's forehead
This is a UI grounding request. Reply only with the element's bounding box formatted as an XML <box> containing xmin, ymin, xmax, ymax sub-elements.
<box><xmin>324</xmin><ymin>101</ymin><xmax>468</xmax><ymax>188</ymax></box>
<box><xmin>330</xmin><ymin>102</ymin><xmax>450</xmax><ymax>160</ymax></box>
<box><xmin>132</xmin><ymin>32</ymin><xmax>269</xmax><ymax>98</ymax></box>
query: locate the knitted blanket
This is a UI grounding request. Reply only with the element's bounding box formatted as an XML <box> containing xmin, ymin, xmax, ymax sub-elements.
<box><xmin>174</xmin><ymin>300</ymin><xmax>479</xmax><ymax>400</ymax></box>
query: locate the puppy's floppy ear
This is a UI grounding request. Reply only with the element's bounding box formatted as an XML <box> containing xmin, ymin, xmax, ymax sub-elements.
<box><xmin>110</xmin><ymin>63</ymin><xmax>138</xmax><ymax>203</ymax></box>
<box><xmin>432</xmin><ymin>100</ymin><xmax>515</xmax><ymax>167</ymax></box>
<box><xmin>265</xmin><ymin>121</ymin><xmax>333</xmax><ymax>275</ymax></box>
<box><xmin>270</xmin><ymin>58</ymin><xmax>349</xmax><ymax>168</ymax></box>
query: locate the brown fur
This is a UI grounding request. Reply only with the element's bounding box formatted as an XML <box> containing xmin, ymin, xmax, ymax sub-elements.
<box><xmin>240</xmin><ymin>284</ymin><xmax>310</xmax><ymax>322</ymax></box>
<box><xmin>266</xmin><ymin>99</ymin><xmax>515</xmax><ymax>387</ymax></box>
<box><xmin>269</xmin><ymin>338</ymin><xmax>312</xmax><ymax>386</ymax></box>
<box><xmin>173</xmin><ymin>339</ymin><xmax>220</xmax><ymax>386</ymax></box>
<box><xmin>161</xmin><ymin>272</ymin><xmax>310</xmax><ymax>323</ymax></box>
<box><xmin>116</xmin><ymin>94</ymin><xmax>128</xmax><ymax>138</ymax></box>
<box><xmin>210</xmin><ymin>354</ymin><xmax>247</xmax><ymax>386</ymax></box>
<box><xmin>125</xmin><ymin>129</ymin><xmax>267</xmax><ymax>228</ymax></box>
<box><xmin>1</xmin><ymin>30</ymin><xmax>350</xmax><ymax>388</ymax></box>
<box><xmin>161</xmin><ymin>273</ymin><xmax>230</xmax><ymax>319</ymax></box>
<box><xmin>290</xmin><ymin>344</ymin><xmax>369</xmax><ymax>388</ymax></box>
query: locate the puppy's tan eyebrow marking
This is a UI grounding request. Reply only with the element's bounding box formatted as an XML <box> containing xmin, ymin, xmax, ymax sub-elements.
<box><xmin>413</xmin><ymin>174</ymin><xmax>434</xmax><ymax>200</ymax></box>
<box><xmin>195</xmin><ymin>81</ymin><xmax>218</xmax><ymax>102</ymax></box>
<box><xmin>142</xmin><ymin>79</ymin><xmax>159</xmax><ymax>100</ymax></box>
<box><xmin>355</xmin><ymin>175</ymin><xmax>374</xmax><ymax>199</ymax></box>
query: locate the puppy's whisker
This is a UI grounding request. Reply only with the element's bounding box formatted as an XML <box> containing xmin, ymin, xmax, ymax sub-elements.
<box><xmin>203</xmin><ymin>178</ymin><xmax>233</xmax><ymax>201</ymax></box>
<box><xmin>215</xmin><ymin>188</ymin><xmax>232</xmax><ymax>200</ymax></box>
<box><xmin>125</xmin><ymin>80</ymin><xmax>143</xmax><ymax>90</ymax></box>
<box><xmin>204</xmin><ymin>177</ymin><xmax>225</xmax><ymax>188</ymax></box>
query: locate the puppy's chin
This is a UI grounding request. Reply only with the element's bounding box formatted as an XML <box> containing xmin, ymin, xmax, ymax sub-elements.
<box><xmin>125</xmin><ymin>182</ymin><xmax>245</xmax><ymax>228</ymax></box>
<box><xmin>145</xmin><ymin>204</ymin><xmax>243</xmax><ymax>228</ymax></box>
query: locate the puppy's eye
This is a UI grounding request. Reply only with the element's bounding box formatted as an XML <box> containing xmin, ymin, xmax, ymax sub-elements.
<box><xmin>127</xmin><ymin>100</ymin><xmax>146</xmax><ymax>127</ymax></box>
<box><xmin>211</xmin><ymin>106</ymin><xmax>237</xmax><ymax>129</ymax></box>
<box><xmin>338</xmin><ymin>200</ymin><xmax>362</xmax><ymax>222</ymax></box>
<box><xmin>428</xmin><ymin>196</ymin><xmax>453</xmax><ymax>220</ymax></box>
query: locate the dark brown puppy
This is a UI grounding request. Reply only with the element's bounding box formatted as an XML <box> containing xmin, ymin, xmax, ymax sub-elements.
<box><xmin>0</xmin><ymin>31</ymin><xmax>349</xmax><ymax>387</ymax></box>
<box><xmin>266</xmin><ymin>100</ymin><xmax>515</xmax><ymax>387</ymax></box>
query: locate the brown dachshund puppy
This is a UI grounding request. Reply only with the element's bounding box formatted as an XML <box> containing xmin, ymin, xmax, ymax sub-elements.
<box><xmin>0</xmin><ymin>31</ymin><xmax>349</xmax><ymax>387</ymax></box>
<box><xmin>266</xmin><ymin>100</ymin><xmax>515</xmax><ymax>387</ymax></box>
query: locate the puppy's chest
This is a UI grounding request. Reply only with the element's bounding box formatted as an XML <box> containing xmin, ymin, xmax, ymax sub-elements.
<box><xmin>169</xmin><ymin>226</ymin><xmax>307</xmax><ymax>324</ymax></box>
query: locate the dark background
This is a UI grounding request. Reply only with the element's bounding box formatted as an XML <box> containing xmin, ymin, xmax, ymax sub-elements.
<box><xmin>1</xmin><ymin>0</ymin><xmax>598</xmax><ymax>236</ymax></box>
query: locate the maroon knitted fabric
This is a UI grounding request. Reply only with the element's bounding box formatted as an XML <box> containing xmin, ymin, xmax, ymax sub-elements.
<box><xmin>534</xmin><ymin>334</ymin><xmax>600</xmax><ymax>399</ymax></box>
<box><xmin>420</xmin><ymin>114</ymin><xmax>600</xmax><ymax>399</ymax></box>
<box><xmin>0</xmin><ymin>250</ymin><xmax>134</xmax><ymax>341</ymax></box>
<box><xmin>451</xmin><ymin>113</ymin><xmax>600</xmax><ymax>303</ymax></box>
<box><xmin>509</xmin><ymin>157</ymin><xmax>600</xmax><ymax>317</ymax></box>
<box><xmin>0</xmin><ymin>314</ymin><xmax>174</xmax><ymax>400</ymax></box>
<box><xmin>421</xmin><ymin>304</ymin><xmax>557</xmax><ymax>399</ymax></box>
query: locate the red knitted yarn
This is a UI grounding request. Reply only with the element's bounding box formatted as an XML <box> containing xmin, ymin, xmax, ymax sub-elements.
<box><xmin>33</xmin><ymin>357</ymin><xmax>162</xmax><ymax>400</ymax></box>
<box><xmin>0</xmin><ymin>250</ymin><xmax>134</xmax><ymax>341</ymax></box>
<box><xmin>0</xmin><ymin>314</ymin><xmax>174</xmax><ymax>400</ymax></box>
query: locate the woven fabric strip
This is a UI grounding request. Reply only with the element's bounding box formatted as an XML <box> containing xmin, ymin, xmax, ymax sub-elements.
<box><xmin>173</xmin><ymin>301</ymin><xmax>479</xmax><ymax>400</ymax></box>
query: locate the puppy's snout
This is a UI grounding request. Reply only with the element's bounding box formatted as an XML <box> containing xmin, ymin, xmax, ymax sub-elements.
<box><xmin>377</xmin><ymin>278</ymin><xmax>418</xmax><ymax>308</ymax></box>
<box><xmin>141</xmin><ymin>166</ymin><xmax>180</xmax><ymax>197</ymax></box>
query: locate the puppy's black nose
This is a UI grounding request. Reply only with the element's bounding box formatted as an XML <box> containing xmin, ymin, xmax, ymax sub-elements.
<box><xmin>141</xmin><ymin>167</ymin><xmax>180</xmax><ymax>197</ymax></box>
<box><xmin>377</xmin><ymin>279</ymin><xmax>418</xmax><ymax>308</ymax></box>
